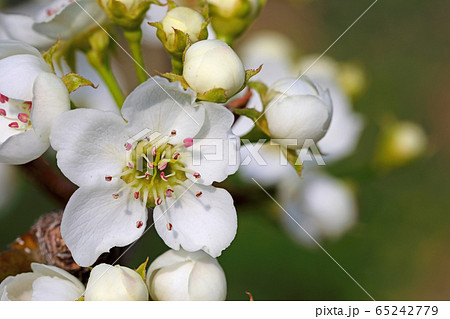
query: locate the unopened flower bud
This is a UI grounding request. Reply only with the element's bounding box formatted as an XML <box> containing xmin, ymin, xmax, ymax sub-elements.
<box><xmin>85</xmin><ymin>264</ymin><xmax>149</xmax><ymax>301</ymax></box>
<box><xmin>208</xmin><ymin>0</ymin><xmax>266</xmax><ymax>44</ymax></box>
<box><xmin>183</xmin><ymin>39</ymin><xmax>246</xmax><ymax>102</ymax></box>
<box><xmin>376</xmin><ymin>121</ymin><xmax>427</xmax><ymax>168</ymax></box>
<box><xmin>147</xmin><ymin>249</ymin><xmax>227</xmax><ymax>301</ymax></box>
<box><xmin>265</xmin><ymin>77</ymin><xmax>333</xmax><ymax>149</ymax></box>
<box><xmin>155</xmin><ymin>6</ymin><xmax>208</xmax><ymax>58</ymax></box>
<box><xmin>98</xmin><ymin>0</ymin><xmax>161</xmax><ymax>30</ymax></box>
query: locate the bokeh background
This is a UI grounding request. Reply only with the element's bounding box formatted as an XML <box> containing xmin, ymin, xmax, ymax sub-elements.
<box><xmin>0</xmin><ymin>0</ymin><xmax>449</xmax><ymax>300</ymax></box>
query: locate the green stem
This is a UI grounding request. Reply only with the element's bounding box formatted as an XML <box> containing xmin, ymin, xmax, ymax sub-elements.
<box><xmin>87</xmin><ymin>51</ymin><xmax>125</xmax><ymax>108</ymax></box>
<box><xmin>171</xmin><ymin>56</ymin><xmax>183</xmax><ymax>75</ymax></box>
<box><xmin>124</xmin><ymin>29</ymin><xmax>148</xmax><ymax>83</ymax></box>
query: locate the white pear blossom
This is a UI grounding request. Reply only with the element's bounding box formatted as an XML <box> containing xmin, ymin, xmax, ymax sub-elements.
<box><xmin>0</xmin><ymin>40</ymin><xmax>70</xmax><ymax>164</ymax></box>
<box><xmin>297</xmin><ymin>56</ymin><xmax>364</xmax><ymax>161</ymax></box>
<box><xmin>147</xmin><ymin>249</ymin><xmax>227</xmax><ymax>301</ymax></box>
<box><xmin>50</xmin><ymin>76</ymin><xmax>239</xmax><ymax>266</ymax></box>
<box><xmin>265</xmin><ymin>76</ymin><xmax>333</xmax><ymax>149</ymax></box>
<box><xmin>0</xmin><ymin>263</ymin><xmax>85</xmax><ymax>301</ymax></box>
<box><xmin>0</xmin><ymin>0</ymin><xmax>106</xmax><ymax>48</ymax></box>
<box><xmin>85</xmin><ymin>264</ymin><xmax>148</xmax><ymax>301</ymax></box>
<box><xmin>279</xmin><ymin>172</ymin><xmax>357</xmax><ymax>245</ymax></box>
<box><xmin>183</xmin><ymin>39</ymin><xmax>246</xmax><ymax>98</ymax></box>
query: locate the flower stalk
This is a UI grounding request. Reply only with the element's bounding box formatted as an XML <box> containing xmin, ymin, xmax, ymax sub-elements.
<box><xmin>123</xmin><ymin>28</ymin><xmax>148</xmax><ymax>83</ymax></box>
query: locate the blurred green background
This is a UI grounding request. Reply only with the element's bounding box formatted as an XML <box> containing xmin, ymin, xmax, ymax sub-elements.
<box><xmin>0</xmin><ymin>0</ymin><xmax>449</xmax><ymax>300</ymax></box>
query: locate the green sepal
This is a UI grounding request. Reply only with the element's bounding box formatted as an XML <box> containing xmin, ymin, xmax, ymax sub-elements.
<box><xmin>76</xmin><ymin>296</ymin><xmax>85</xmax><ymax>301</ymax></box>
<box><xmin>234</xmin><ymin>108</ymin><xmax>271</xmax><ymax>137</ymax></box>
<box><xmin>245</xmin><ymin>65</ymin><xmax>262</xmax><ymax>82</ymax></box>
<box><xmin>42</xmin><ymin>39</ymin><xmax>61</xmax><ymax>72</ymax></box>
<box><xmin>166</xmin><ymin>0</ymin><xmax>177</xmax><ymax>10</ymax></box>
<box><xmin>248</xmin><ymin>81</ymin><xmax>268</xmax><ymax>104</ymax></box>
<box><xmin>61</xmin><ymin>73</ymin><xmax>98</xmax><ymax>94</ymax></box>
<box><xmin>135</xmin><ymin>257</ymin><xmax>149</xmax><ymax>282</ymax></box>
<box><xmin>286</xmin><ymin>148</ymin><xmax>303</xmax><ymax>178</ymax></box>
<box><xmin>197</xmin><ymin>88</ymin><xmax>229</xmax><ymax>103</ymax></box>
<box><xmin>158</xmin><ymin>72</ymin><xmax>190</xmax><ymax>89</ymax></box>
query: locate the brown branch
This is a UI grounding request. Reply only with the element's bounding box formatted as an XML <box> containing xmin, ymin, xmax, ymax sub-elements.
<box><xmin>20</xmin><ymin>157</ymin><xmax>77</xmax><ymax>205</ymax></box>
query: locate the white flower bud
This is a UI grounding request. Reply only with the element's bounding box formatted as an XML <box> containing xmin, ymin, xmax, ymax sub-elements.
<box><xmin>376</xmin><ymin>121</ymin><xmax>427</xmax><ymax>168</ymax></box>
<box><xmin>183</xmin><ymin>39</ymin><xmax>246</xmax><ymax>99</ymax></box>
<box><xmin>85</xmin><ymin>264</ymin><xmax>148</xmax><ymax>301</ymax></box>
<box><xmin>0</xmin><ymin>263</ymin><xmax>85</xmax><ymax>301</ymax></box>
<box><xmin>147</xmin><ymin>249</ymin><xmax>227</xmax><ymax>301</ymax></box>
<box><xmin>161</xmin><ymin>7</ymin><xmax>206</xmax><ymax>46</ymax></box>
<box><xmin>265</xmin><ymin>77</ymin><xmax>333</xmax><ymax>149</ymax></box>
<box><xmin>207</xmin><ymin>0</ymin><xmax>241</xmax><ymax>17</ymax></box>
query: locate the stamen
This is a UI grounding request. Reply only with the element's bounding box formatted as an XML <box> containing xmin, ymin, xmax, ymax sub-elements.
<box><xmin>105</xmin><ymin>176</ymin><xmax>112</xmax><ymax>182</ymax></box>
<box><xmin>196</xmin><ymin>191</ymin><xmax>203</xmax><ymax>198</ymax></box>
<box><xmin>127</xmin><ymin>162</ymin><xmax>134</xmax><ymax>169</ymax></box>
<box><xmin>160</xmin><ymin>172</ymin><xmax>169</xmax><ymax>182</ymax></box>
<box><xmin>156</xmin><ymin>197</ymin><xmax>162</xmax><ymax>205</ymax></box>
<box><xmin>158</xmin><ymin>160</ymin><xmax>168</xmax><ymax>171</ymax></box>
<box><xmin>136</xmin><ymin>221</ymin><xmax>143</xmax><ymax>228</ymax></box>
<box><xmin>167</xmin><ymin>223</ymin><xmax>173</xmax><ymax>231</ymax></box>
<box><xmin>134</xmin><ymin>191</ymin><xmax>140</xmax><ymax>199</ymax></box>
<box><xmin>171</xmin><ymin>130</ymin><xmax>176</xmax><ymax>136</ymax></box>
<box><xmin>193</xmin><ymin>172</ymin><xmax>201</xmax><ymax>179</ymax></box>
<box><xmin>0</xmin><ymin>109</ymin><xmax>6</xmax><ymax>116</ymax></box>
<box><xmin>124</xmin><ymin>142</ymin><xmax>132</xmax><ymax>151</ymax></box>
<box><xmin>0</xmin><ymin>94</ymin><xmax>9</xmax><ymax>103</ymax></box>
<box><xmin>112</xmin><ymin>193</ymin><xmax>119</xmax><ymax>199</ymax></box>
<box><xmin>151</xmin><ymin>145</ymin><xmax>157</xmax><ymax>157</ymax></box>
<box><xmin>18</xmin><ymin>113</ymin><xmax>29</xmax><ymax>123</ymax></box>
<box><xmin>165</xmin><ymin>189</ymin><xmax>174</xmax><ymax>198</ymax></box>
<box><xmin>172</xmin><ymin>152</ymin><xmax>180</xmax><ymax>160</ymax></box>
<box><xmin>8</xmin><ymin>122</ymin><xmax>19</xmax><ymax>129</ymax></box>
<box><xmin>183</xmin><ymin>138</ymin><xmax>194</xmax><ymax>148</ymax></box>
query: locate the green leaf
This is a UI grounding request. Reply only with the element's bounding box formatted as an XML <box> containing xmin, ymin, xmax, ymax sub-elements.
<box><xmin>61</xmin><ymin>73</ymin><xmax>97</xmax><ymax>93</ymax></box>
<box><xmin>136</xmin><ymin>257</ymin><xmax>149</xmax><ymax>282</ymax></box>
<box><xmin>286</xmin><ymin>148</ymin><xmax>303</xmax><ymax>178</ymax></box>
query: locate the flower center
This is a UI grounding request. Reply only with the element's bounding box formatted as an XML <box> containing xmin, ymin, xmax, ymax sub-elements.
<box><xmin>105</xmin><ymin>131</ymin><xmax>202</xmax><ymax>230</ymax></box>
<box><xmin>0</xmin><ymin>94</ymin><xmax>32</xmax><ymax>131</ymax></box>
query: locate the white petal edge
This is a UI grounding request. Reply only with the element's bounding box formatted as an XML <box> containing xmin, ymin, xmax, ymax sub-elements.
<box><xmin>154</xmin><ymin>183</ymin><xmax>237</xmax><ymax>258</ymax></box>
<box><xmin>0</xmin><ymin>129</ymin><xmax>49</xmax><ymax>164</ymax></box>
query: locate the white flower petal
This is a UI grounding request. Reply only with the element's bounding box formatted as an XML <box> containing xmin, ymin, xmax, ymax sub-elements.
<box><xmin>31</xmin><ymin>276</ymin><xmax>83</xmax><ymax>301</ymax></box>
<box><xmin>154</xmin><ymin>183</ymin><xmax>237</xmax><ymax>258</ymax></box>
<box><xmin>31</xmin><ymin>73</ymin><xmax>70</xmax><ymax>142</ymax></box>
<box><xmin>0</xmin><ymin>273</ymin><xmax>40</xmax><ymax>301</ymax></box>
<box><xmin>61</xmin><ymin>181</ymin><xmax>148</xmax><ymax>266</ymax></box>
<box><xmin>188</xmin><ymin>256</ymin><xmax>227</xmax><ymax>301</ymax></box>
<box><xmin>32</xmin><ymin>0</ymin><xmax>106</xmax><ymax>40</ymax></box>
<box><xmin>179</xmin><ymin>103</ymin><xmax>239</xmax><ymax>185</ymax></box>
<box><xmin>0</xmin><ymin>40</ymin><xmax>42</xmax><ymax>60</ymax></box>
<box><xmin>149</xmin><ymin>262</ymin><xmax>192</xmax><ymax>301</ymax></box>
<box><xmin>122</xmin><ymin>77</ymin><xmax>205</xmax><ymax>144</ymax></box>
<box><xmin>31</xmin><ymin>263</ymin><xmax>85</xmax><ymax>293</ymax></box>
<box><xmin>50</xmin><ymin>109</ymin><xmax>128</xmax><ymax>187</ymax></box>
<box><xmin>0</xmin><ymin>54</ymin><xmax>51</xmax><ymax>101</ymax></box>
<box><xmin>0</xmin><ymin>13</ymin><xmax>54</xmax><ymax>49</ymax></box>
<box><xmin>0</xmin><ymin>129</ymin><xmax>49</xmax><ymax>164</ymax></box>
